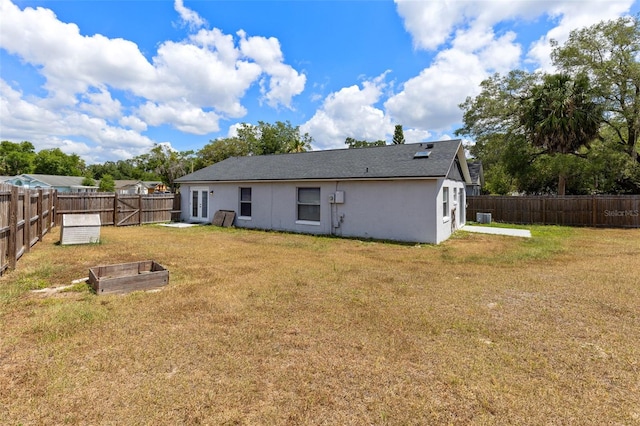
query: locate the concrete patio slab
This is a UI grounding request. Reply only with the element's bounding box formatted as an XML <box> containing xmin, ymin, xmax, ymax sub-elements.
<box><xmin>462</xmin><ymin>225</ymin><xmax>532</xmax><ymax>238</ymax></box>
<box><xmin>158</xmin><ymin>223</ymin><xmax>200</xmax><ymax>228</ymax></box>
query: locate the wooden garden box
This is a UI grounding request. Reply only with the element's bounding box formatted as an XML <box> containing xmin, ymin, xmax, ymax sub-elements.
<box><xmin>88</xmin><ymin>260</ymin><xmax>168</xmax><ymax>295</ymax></box>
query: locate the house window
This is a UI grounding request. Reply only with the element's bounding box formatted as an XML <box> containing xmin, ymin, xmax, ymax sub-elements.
<box><xmin>443</xmin><ymin>187</ymin><xmax>449</xmax><ymax>219</ymax></box>
<box><xmin>239</xmin><ymin>187</ymin><xmax>252</xmax><ymax>218</ymax></box>
<box><xmin>297</xmin><ymin>187</ymin><xmax>320</xmax><ymax>222</ymax></box>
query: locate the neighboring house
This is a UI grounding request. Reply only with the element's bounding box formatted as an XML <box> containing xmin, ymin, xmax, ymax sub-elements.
<box><xmin>108</xmin><ymin>180</ymin><xmax>169</xmax><ymax>194</ymax></box>
<box><xmin>114</xmin><ymin>180</ymin><xmax>148</xmax><ymax>195</ymax></box>
<box><xmin>175</xmin><ymin>139</ymin><xmax>471</xmax><ymax>244</ymax></box>
<box><xmin>465</xmin><ymin>161</ymin><xmax>485</xmax><ymax>196</ymax></box>
<box><xmin>146</xmin><ymin>181</ymin><xmax>169</xmax><ymax>193</ymax></box>
<box><xmin>4</xmin><ymin>174</ymin><xmax>98</xmax><ymax>193</ymax></box>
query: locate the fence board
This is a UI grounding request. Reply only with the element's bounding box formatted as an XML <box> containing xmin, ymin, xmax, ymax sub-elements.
<box><xmin>1</xmin><ymin>186</ymin><xmax>178</xmax><ymax>275</ymax></box>
<box><xmin>55</xmin><ymin>192</ymin><xmax>177</xmax><ymax>227</ymax></box>
<box><xmin>0</xmin><ymin>183</ymin><xmax>55</xmax><ymax>275</ymax></box>
<box><xmin>467</xmin><ymin>195</ymin><xmax>640</xmax><ymax>228</ymax></box>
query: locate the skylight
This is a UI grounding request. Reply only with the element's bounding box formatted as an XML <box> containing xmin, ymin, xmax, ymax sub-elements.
<box><xmin>413</xmin><ymin>151</ymin><xmax>431</xmax><ymax>159</ymax></box>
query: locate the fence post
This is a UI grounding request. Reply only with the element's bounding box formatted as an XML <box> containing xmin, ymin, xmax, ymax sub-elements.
<box><xmin>38</xmin><ymin>189</ymin><xmax>44</xmax><ymax>242</ymax></box>
<box><xmin>53</xmin><ymin>190</ymin><xmax>57</xmax><ymax>227</ymax></box>
<box><xmin>139</xmin><ymin>194</ymin><xmax>143</xmax><ymax>225</ymax></box>
<box><xmin>113</xmin><ymin>192</ymin><xmax>119</xmax><ymax>226</ymax></box>
<box><xmin>24</xmin><ymin>191</ymin><xmax>31</xmax><ymax>253</ymax></box>
<box><xmin>592</xmin><ymin>195</ymin><xmax>597</xmax><ymax>227</ymax></box>
<box><xmin>8</xmin><ymin>186</ymin><xmax>18</xmax><ymax>271</ymax></box>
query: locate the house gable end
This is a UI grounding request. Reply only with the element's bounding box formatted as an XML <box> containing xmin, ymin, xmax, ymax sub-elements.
<box><xmin>447</xmin><ymin>158</ymin><xmax>464</xmax><ymax>182</ymax></box>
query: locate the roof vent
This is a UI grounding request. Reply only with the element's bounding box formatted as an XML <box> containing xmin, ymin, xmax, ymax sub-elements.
<box><xmin>414</xmin><ymin>150</ymin><xmax>431</xmax><ymax>159</ymax></box>
<box><xmin>426</xmin><ymin>143</ymin><xmax>435</xmax><ymax>149</ymax></box>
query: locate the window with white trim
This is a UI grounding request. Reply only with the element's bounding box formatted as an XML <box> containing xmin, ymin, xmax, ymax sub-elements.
<box><xmin>239</xmin><ymin>187</ymin><xmax>252</xmax><ymax>218</ymax></box>
<box><xmin>297</xmin><ymin>187</ymin><xmax>320</xmax><ymax>222</ymax></box>
<box><xmin>442</xmin><ymin>187</ymin><xmax>449</xmax><ymax>219</ymax></box>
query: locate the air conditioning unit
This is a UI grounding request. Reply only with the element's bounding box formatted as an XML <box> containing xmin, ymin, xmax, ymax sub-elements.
<box><xmin>476</xmin><ymin>212</ymin><xmax>492</xmax><ymax>224</ymax></box>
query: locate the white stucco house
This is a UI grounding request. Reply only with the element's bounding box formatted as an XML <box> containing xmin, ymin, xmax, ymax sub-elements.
<box><xmin>175</xmin><ymin>139</ymin><xmax>471</xmax><ymax>244</ymax></box>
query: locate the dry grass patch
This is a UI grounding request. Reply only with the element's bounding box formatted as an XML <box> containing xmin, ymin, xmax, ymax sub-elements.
<box><xmin>1</xmin><ymin>225</ymin><xmax>639</xmax><ymax>424</ymax></box>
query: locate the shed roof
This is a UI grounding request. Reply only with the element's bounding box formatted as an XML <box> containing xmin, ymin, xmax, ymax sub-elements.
<box><xmin>176</xmin><ymin>139</ymin><xmax>470</xmax><ymax>183</ymax></box>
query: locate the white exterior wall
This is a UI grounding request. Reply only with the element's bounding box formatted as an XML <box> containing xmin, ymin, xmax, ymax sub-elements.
<box><xmin>330</xmin><ymin>180</ymin><xmax>437</xmax><ymax>243</ymax></box>
<box><xmin>180</xmin><ymin>178</ymin><xmax>466</xmax><ymax>244</ymax></box>
<box><xmin>435</xmin><ymin>179</ymin><xmax>467</xmax><ymax>244</ymax></box>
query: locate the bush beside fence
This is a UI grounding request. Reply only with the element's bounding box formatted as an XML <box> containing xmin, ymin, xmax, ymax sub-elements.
<box><xmin>467</xmin><ymin>195</ymin><xmax>640</xmax><ymax>228</ymax></box>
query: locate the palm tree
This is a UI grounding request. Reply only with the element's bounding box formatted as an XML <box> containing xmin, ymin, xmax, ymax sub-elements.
<box><xmin>520</xmin><ymin>73</ymin><xmax>603</xmax><ymax>195</ymax></box>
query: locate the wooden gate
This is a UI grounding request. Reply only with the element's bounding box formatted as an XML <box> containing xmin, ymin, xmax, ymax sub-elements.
<box><xmin>116</xmin><ymin>195</ymin><xmax>142</xmax><ymax>226</ymax></box>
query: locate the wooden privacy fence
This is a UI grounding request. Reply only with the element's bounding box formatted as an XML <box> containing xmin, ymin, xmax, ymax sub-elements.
<box><xmin>0</xmin><ymin>183</ymin><xmax>56</xmax><ymax>275</ymax></box>
<box><xmin>467</xmin><ymin>195</ymin><xmax>640</xmax><ymax>228</ymax></box>
<box><xmin>55</xmin><ymin>192</ymin><xmax>181</xmax><ymax>227</ymax></box>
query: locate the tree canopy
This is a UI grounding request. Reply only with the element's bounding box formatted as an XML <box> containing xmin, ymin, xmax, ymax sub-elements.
<box><xmin>195</xmin><ymin>121</ymin><xmax>313</xmax><ymax>170</ymax></box>
<box><xmin>456</xmin><ymin>16</ymin><xmax>640</xmax><ymax>195</ymax></box>
<box><xmin>0</xmin><ymin>141</ymin><xmax>36</xmax><ymax>176</ymax></box>
<box><xmin>551</xmin><ymin>15</ymin><xmax>640</xmax><ymax>162</ymax></box>
<box><xmin>519</xmin><ymin>73</ymin><xmax>603</xmax><ymax>194</ymax></box>
<box><xmin>344</xmin><ymin>137</ymin><xmax>386</xmax><ymax>148</ymax></box>
<box><xmin>393</xmin><ymin>125</ymin><xmax>406</xmax><ymax>144</ymax></box>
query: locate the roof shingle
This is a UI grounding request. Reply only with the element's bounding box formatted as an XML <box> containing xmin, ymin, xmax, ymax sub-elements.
<box><xmin>176</xmin><ymin>139</ymin><xmax>464</xmax><ymax>183</ymax></box>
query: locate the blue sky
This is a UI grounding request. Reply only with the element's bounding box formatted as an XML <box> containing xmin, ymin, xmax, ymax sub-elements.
<box><xmin>1</xmin><ymin>0</ymin><xmax>638</xmax><ymax>164</ymax></box>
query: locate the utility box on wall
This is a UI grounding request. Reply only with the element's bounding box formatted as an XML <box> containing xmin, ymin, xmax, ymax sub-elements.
<box><xmin>60</xmin><ymin>214</ymin><xmax>101</xmax><ymax>245</ymax></box>
<box><xmin>329</xmin><ymin>191</ymin><xmax>345</xmax><ymax>204</ymax></box>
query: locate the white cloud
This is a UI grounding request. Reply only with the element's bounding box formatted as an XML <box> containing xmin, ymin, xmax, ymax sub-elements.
<box><xmin>301</xmin><ymin>74</ymin><xmax>393</xmax><ymax>150</ymax></box>
<box><xmin>79</xmin><ymin>88</ymin><xmax>122</xmax><ymax>119</ymax></box>
<box><xmin>388</xmin><ymin>0</ymin><xmax>634</xmax><ymax>137</ymax></box>
<box><xmin>238</xmin><ymin>31</ymin><xmax>306</xmax><ymax>109</ymax></box>
<box><xmin>150</xmin><ymin>38</ymin><xmax>260</xmax><ymax>117</ymax></box>
<box><xmin>137</xmin><ymin>101</ymin><xmax>222</xmax><ymax>134</ymax></box>
<box><xmin>394</xmin><ymin>0</ymin><xmax>546</xmax><ymax>51</ymax></box>
<box><xmin>526</xmin><ymin>1</ymin><xmax>635</xmax><ymax>71</ymax></box>
<box><xmin>119</xmin><ymin>115</ymin><xmax>148</xmax><ymax>132</ymax></box>
<box><xmin>0</xmin><ymin>78</ymin><xmax>157</xmax><ymax>162</ymax></box>
<box><xmin>403</xmin><ymin>128</ymin><xmax>432</xmax><ymax>144</ymax></box>
<box><xmin>384</xmin><ymin>48</ymin><xmax>487</xmax><ymax>132</ymax></box>
<box><xmin>174</xmin><ymin>0</ymin><xmax>207</xmax><ymax>30</ymax></box>
<box><xmin>0</xmin><ymin>0</ymin><xmax>306</xmax><ymax>162</ymax></box>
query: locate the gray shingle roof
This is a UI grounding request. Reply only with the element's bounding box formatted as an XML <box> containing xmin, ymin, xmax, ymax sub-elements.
<box><xmin>176</xmin><ymin>139</ymin><xmax>466</xmax><ymax>183</ymax></box>
<box><xmin>467</xmin><ymin>161</ymin><xmax>484</xmax><ymax>185</ymax></box>
<box><xmin>22</xmin><ymin>174</ymin><xmax>97</xmax><ymax>187</ymax></box>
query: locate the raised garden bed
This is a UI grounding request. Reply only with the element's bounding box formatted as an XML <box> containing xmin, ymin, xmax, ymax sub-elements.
<box><xmin>88</xmin><ymin>260</ymin><xmax>168</xmax><ymax>295</ymax></box>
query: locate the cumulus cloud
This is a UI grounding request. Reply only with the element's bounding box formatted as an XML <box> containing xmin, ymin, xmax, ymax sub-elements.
<box><xmin>385</xmin><ymin>24</ymin><xmax>521</xmax><ymax>132</ymax></box>
<box><xmin>137</xmin><ymin>101</ymin><xmax>222</xmax><ymax>135</ymax></box>
<box><xmin>394</xmin><ymin>0</ymin><xmax>546</xmax><ymax>51</ymax></box>
<box><xmin>0</xmin><ymin>0</ymin><xmax>307</xmax><ymax>162</ymax></box>
<box><xmin>0</xmin><ymin>79</ymin><xmax>156</xmax><ymax>162</ymax></box>
<box><xmin>525</xmin><ymin>0</ymin><xmax>635</xmax><ymax>71</ymax></box>
<box><xmin>381</xmin><ymin>0</ymin><xmax>635</xmax><ymax>138</ymax></box>
<box><xmin>238</xmin><ymin>30</ymin><xmax>307</xmax><ymax>109</ymax></box>
<box><xmin>174</xmin><ymin>0</ymin><xmax>207</xmax><ymax>30</ymax></box>
<box><xmin>301</xmin><ymin>73</ymin><xmax>393</xmax><ymax>150</ymax></box>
